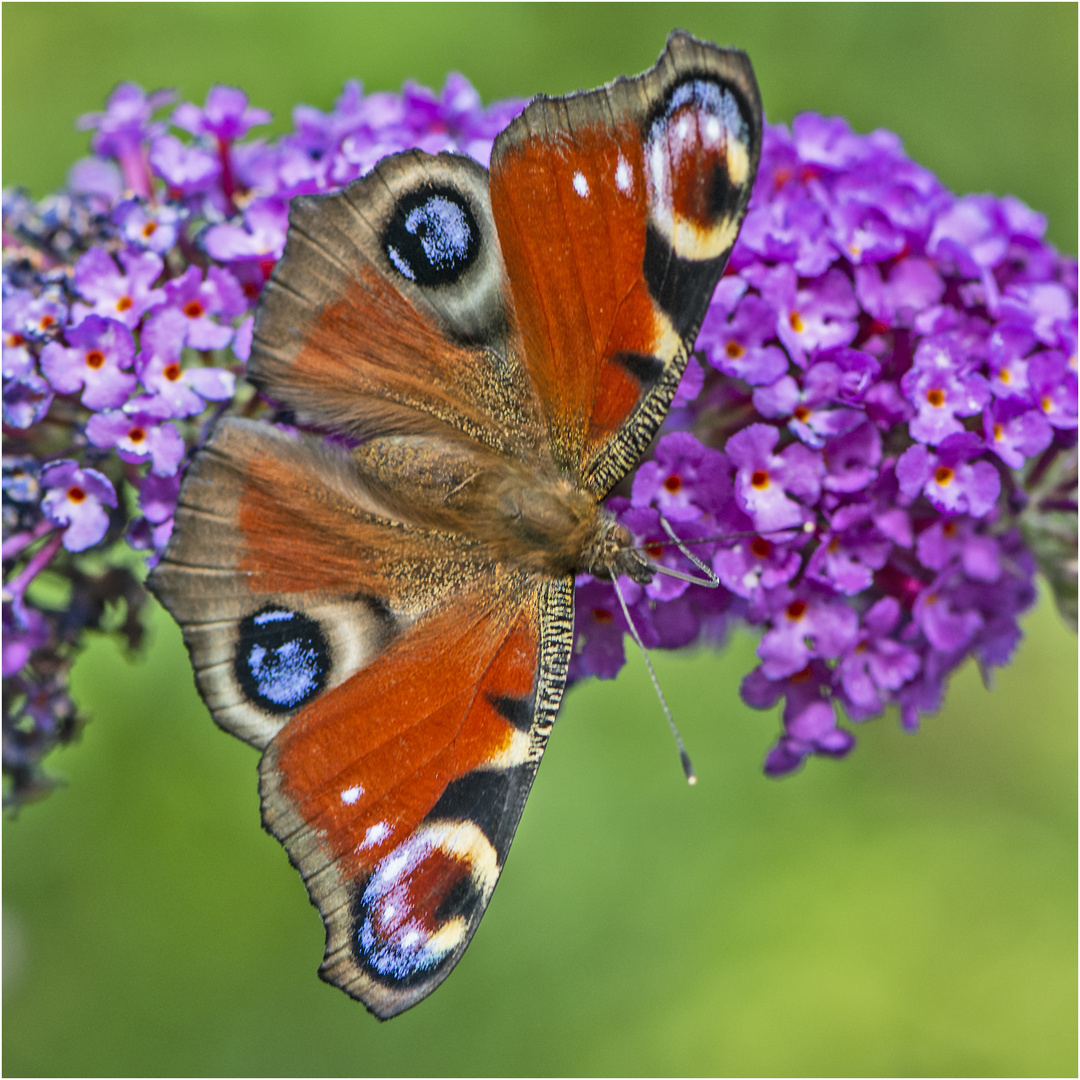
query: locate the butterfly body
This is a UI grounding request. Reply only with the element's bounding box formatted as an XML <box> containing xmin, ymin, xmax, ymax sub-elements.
<box><xmin>150</xmin><ymin>31</ymin><xmax>760</xmax><ymax>1018</ymax></box>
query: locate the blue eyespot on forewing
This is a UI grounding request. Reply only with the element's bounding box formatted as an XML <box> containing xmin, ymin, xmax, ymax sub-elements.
<box><xmin>235</xmin><ymin>606</ymin><xmax>329</xmax><ymax>713</ymax></box>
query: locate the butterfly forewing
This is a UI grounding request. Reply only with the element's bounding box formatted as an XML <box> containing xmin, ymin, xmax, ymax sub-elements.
<box><xmin>490</xmin><ymin>30</ymin><xmax>761</xmax><ymax>495</ymax></box>
<box><xmin>249</xmin><ymin>150</ymin><xmax>543</xmax><ymax>461</ymax></box>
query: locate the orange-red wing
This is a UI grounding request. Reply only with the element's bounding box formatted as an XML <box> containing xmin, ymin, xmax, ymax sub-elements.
<box><xmin>489</xmin><ymin>31</ymin><xmax>761</xmax><ymax>496</ymax></box>
<box><xmin>148</xmin><ymin>417</ymin><xmax>491</xmax><ymax>751</ymax></box>
<box><xmin>259</xmin><ymin>575</ymin><xmax>573</xmax><ymax>1019</ymax></box>
<box><xmin>250</xmin><ymin>150</ymin><xmax>544</xmax><ymax>463</ymax></box>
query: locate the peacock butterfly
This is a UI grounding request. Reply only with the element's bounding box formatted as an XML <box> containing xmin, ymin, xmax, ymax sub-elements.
<box><xmin>149</xmin><ymin>30</ymin><xmax>761</xmax><ymax>1019</ymax></box>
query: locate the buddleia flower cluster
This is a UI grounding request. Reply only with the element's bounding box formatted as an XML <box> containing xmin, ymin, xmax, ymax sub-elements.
<box><xmin>3</xmin><ymin>78</ymin><xmax>1076</xmax><ymax>804</ymax></box>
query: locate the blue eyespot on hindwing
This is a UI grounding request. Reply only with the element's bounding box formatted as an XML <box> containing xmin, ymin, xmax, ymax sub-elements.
<box><xmin>235</xmin><ymin>606</ymin><xmax>329</xmax><ymax>713</ymax></box>
<box><xmin>383</xmin><ymin>185</ymin><xmax>480</xmax><ymax>287</ymax></box>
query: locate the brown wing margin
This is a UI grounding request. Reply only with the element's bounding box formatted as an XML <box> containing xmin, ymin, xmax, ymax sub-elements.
<box><xmin>259</xmin><ymin>574</ymin><xmax>573</xmax><ymax>1019</ymax></box>
<box><xmin>489</xmin><ymin>30</ymin><xmax>761</xmax><ymax>497</ymax></box>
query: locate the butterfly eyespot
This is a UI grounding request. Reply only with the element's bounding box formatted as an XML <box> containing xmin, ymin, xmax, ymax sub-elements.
<box><xmin>352</xmin><ymin>824</ymin><xmax>494</xmax><ymax>987</ymax></box>
<box><xmin>643</xmin><ymin>74</ymin><xmax>757</xmax><ymax>275</ymax></box>
<box><xmin>383</xmin><ymin>185</ymin><xmax>480</xmax><ymax>287</ymax></box>
<box><xmin>235</xmin><ymin>606</ymin><xmax>329</xmax><ymax>713</ymax></box>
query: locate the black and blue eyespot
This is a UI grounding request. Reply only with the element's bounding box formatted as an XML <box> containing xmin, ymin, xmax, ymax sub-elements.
<box><xmin>383</xmin><ymin>185</ymin><xmax>480</xmax><ymax>287</ymax></box>
<box><xmin>235</xmin><ymin>607</ymin><xmax>328</xmax><ymax>713</ymax></box>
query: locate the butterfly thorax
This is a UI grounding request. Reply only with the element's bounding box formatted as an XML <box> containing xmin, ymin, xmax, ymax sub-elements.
<box><xmin>351</xmin><ymin>435</ymin><xmax>652</xmax><ymax>584</ymax></box>
<box><xmin>494</xmin><ymin>478</ymin><xmax>654</xmax><ymax>585</ymax></box>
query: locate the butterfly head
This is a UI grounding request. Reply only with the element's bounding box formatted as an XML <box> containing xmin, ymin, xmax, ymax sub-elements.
<box><xmin>580</xmin><ymin>511</ymin><xmax>654</xmax><ymax>586</ymax></box>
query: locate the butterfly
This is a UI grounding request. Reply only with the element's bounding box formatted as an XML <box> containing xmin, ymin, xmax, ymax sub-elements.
<box><xmin>149</xmin><ymin>30</ymin><xmax>761</xmax><ymax>1019</ymax></box>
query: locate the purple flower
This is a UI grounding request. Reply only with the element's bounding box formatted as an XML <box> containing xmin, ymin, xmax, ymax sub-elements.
<box><xmin>172</xmin><ymin>85</ymin><xmax>272</xmax><ymax>142</ymax></box>
<box><xmin>3</xmin><ymin>289</ymin><xmax>35</xmax><ymax>378</ymax></box>
<box><xmin>754</xmin><ymin>585</ymin><xmax>860</xmax><ymax>679</ymax></box>
<box><xmin>742</xmin><ymin>662</ymin><xmax>855</xmax><ymax>776</ymax></box>
<box><xmin>897</xmin><ymin>433</ymin><xmax>1001</xmax><ymax>517</ymax></box>
<box><xmin>836</xmin><ymin>598</ymin><xmax>921</xmax><ymax>717</ymax></box>
<box><xmin>568</xmin><ymin>578</ymin><xmax>631</xmax><ymax>682</ymax></box>
<box><xmin>86</xmin><ymin>406</ymin><xmax>185</xmax><ymax>476</ymax></box>
<box><xmin>630</xmin><ymin>432</ymin><xmax>730</xmax><ymax>521</ymax></box>
<box><xmin>134</xmin><ymin>307</ymin><xmax>236</xmax><ymax>417</ymax></box>
<box><xmin>157</xmin><ymin>266</ymin><xmax>246</xmax><ymax>350</ymax></box>
<box><xmin>77</xmin><ymin>83</ymin><xmax>174</xmax><ymax>197</ymax></box>
<box><xmin>805</xmin><ymin>503</ymin><xmax>892</xmax><ymax>595</ymax></box>
<box><xmin>3</xmin><ymin>70</ymin><xmax>1075</xmax><ymax>804</ymax></box>
<box><xmin>713</xmin><ymin>532</ymin><xmax>802</xmax><ymax>599</ymax></box>
<box><xmin>40</xmin><ymin>462</ymin><xmax>117</xmax><ymax>551</ymax></box>
<box><xmin>1028</xmin><ymin>351</ymin><xmax>1078</xmax><ymax>429</ymax></box>
<box><xmin>71</xmin><ymin>247</ymin><xmax>165</xmax><ymax>329</ymax></box>
<box><xmin>148</xmin><ymin>134</ymin><xmax>221</xmax><ymax>195</ymax></box>
<box><xmin>752</xmin><ymin>360</ymin><xmax>864</xmax><ymax>448</ymax></box>
<box><xmin>854</xmin><ymin>257</ymin><xmax>944</xmax><ymax>328</ymax></box>
<box><xmin>915</xmin><ymin>518</ymin><xmax>1002</xmax><ymax>582</ymax></box>
<box><xmin>726</xmin><ymin>423</ymin><xmax>822</xmax><ymax>531</ymax></box>
<box><xmin>983</xmin><ymin>397</ymin><xmax>1053</xmax><ymax>468</ymax></box>
<box><xmin>758</xmin><ymin>265</ymin><xmax>859</xmax><ymax>368</ymax></box>
<box><xmin>696</xmin><ymin>282</ymin><xmax>790</xmax><ymax>386</ymax></box>
<box><xmin>112</xmin><ymin>198</ymin><xmax>183</xmax><ymax>253</ymax></box>
<box><xmin>68</xmin><ymin>156</ymin><xmax>124</xmax><ymax>208</ymax></box>
<box><xmin>39</xmin><ymin>315</ymin><xmax>137</xmax><ymax>409</ymax></box>
<box><xmin>2</xmin><ymin>372</ymin><xmax>54</xmax><ymax>428</ymax></box>
<box><xmin>901</xmin><ymin>336</ymin><xmax>992</xmax><ymax>445</ymax></box>
<box><xmin>822</xmin><ymin>422</ymin><xmax>883</xmax><ymax>494</ymax></box>
<box><xmin>203</xmin><ymin>198</ymin><xmax>289</xmax><ymax>264</ymax></box>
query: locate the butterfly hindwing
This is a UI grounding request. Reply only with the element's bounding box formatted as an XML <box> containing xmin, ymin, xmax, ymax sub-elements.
<box><xmin>489</xmin><ymin>30</ymin><xmax>761</xmax><ymax>494</ymax></box>
<box><xmin>260</xmin><ymin>574</ymin><xmax>572</xmax><ymax>1018</ymax></box>
<box><xmin>149</xmin><ymin>417</ymin><xmax>493</xmax><ymax>748</ymax></box>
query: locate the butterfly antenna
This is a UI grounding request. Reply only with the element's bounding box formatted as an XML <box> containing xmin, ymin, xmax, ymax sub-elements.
<box><xmin>647</xmin><ymin>515</ymin><xmax>721</xmax><ymax>588</ymax></box>
<box><xmin>611</xmin><ymin>576</ymin><xmax>697</xmax><ymax>785</ymax></box>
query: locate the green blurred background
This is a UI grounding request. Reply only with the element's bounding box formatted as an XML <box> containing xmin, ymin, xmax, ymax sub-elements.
<box><xmin>3</xmin><ymin>4</ymin><xmax>1076</xmax><ymax>1075</ymax></box>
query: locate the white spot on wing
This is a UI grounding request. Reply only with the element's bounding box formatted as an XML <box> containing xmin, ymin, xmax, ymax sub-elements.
<box><xmin>340</xmin><ymin>784</ymin><xmax>363</xmax><ymax>805</ymax></box>
<box><xmin>572</xmin><ymin>171</ymin><xmax>590</xmax><ymax>198</ymax></box>
<box><xmin>359</xmin><ymin>820</ymin><xmax>391</xmax><ymax>850</ymax></box>
<box><xmin>615</xmin><ymin>155</ymin><xmax>633</xmax><ymax>194</ymax></box>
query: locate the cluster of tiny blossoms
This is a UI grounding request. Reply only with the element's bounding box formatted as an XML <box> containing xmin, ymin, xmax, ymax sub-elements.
<box><xmin>3</xmin><ymin>77</ymin><xmax>1076</xmax><ymax>803</ymax></box>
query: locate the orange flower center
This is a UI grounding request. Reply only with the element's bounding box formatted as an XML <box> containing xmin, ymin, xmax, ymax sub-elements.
<box><xmin>749</xmin><ymin>536</ymin><xmax>772</xmax><ymax>558</ymax></box>
<box><xmin>925</xmin><ymin>388</ymin><xmax>945</xmax><ymax>407</ymax></box>
<box><xmin>67</xmin><ymin>485</ymin><xmax>86</xmax><ymax>503</ymax></box>
<box><xmin>116</xmin><ymin>296</ymin><xmax>133</xmax><ymax>312</ymax></box>
<box><xmin>5</xmin><ymin>332</ymin><xmax>25</xmax><ymax>347</ymax></box>
<box><xmin>645</xmin><ymin>543</ymin><xmax>664</xmax><ymax>560</ymax></box>
<box><xmin>725</xmin><ymin>340</ymin><xmax>745</xmax><ymax>360</ymax></box>
<box><xmin>183</xmin><ymin>300</ymin><xmax>205</xmax><ymax>319</ymax></box>
<box><xmin>789</xmin><ymin>311</ymin><xmax>805</xmax><ymax>333</ymax></box>
<box><xmin>750</xmin><ymin>469</ymin><xmax>770</xmax><ymax>489</ymax></box>
<box><xmin>992</xmin><ymin>423</ymin><xmax>1004</xmax><ymax>441</ymax></box>
<box><xmin>142</xmin><ymin>222</ymin><xmax>158</xmax><ymax>238</ymax></box>
<box><xmin>943</xmin><ymin>520</ymin><xmax>958</xmax><ymax>537</ymax></box>
<box><xmin>592</xmin><ymin>608</ymin><xmax>614</xmax><ymax>625</ymax></box>
<box><xmin>39</xmin><ymin>315</ymin><xmax>56</xmax><ymax>330</ymax></box>
<box><xmin>85</xmin><ymin>350</ymin><xmax>105</xmax><ymax>369</ymax></box>
<box><xmin>163</xmin><ymin>363</ymin><xmax>182</xmax><ymax>382</ymax></box>
<box><xmin>785</xmin><ymin>600</ymin><xmax>808</xmax><ymax>621</ymax></box>
<box><xmin>793</xmin><ymin>405</ymin><xmax>811</xmax><ymax>422</ymax></box>
<box><xmin>663</xmin><ymin>474</ymin><xmax>682</xmax><ymax>494</ymax></box>
<box><xmin>128</xmin><ymin>427</ymin><xmax>147</xmax><ymax>443</ymax></box>
<box><xmin>934</xmin><ymin>465</ymin><xmax>954</xmax><ymax>486</ymax></box>
<box><xmin>999</xmin><ymin>369</ymin><xmax>1012</xmax><ymax>384</ymax></box>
